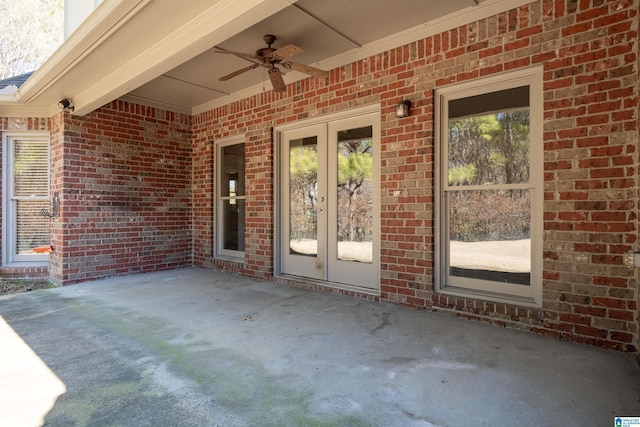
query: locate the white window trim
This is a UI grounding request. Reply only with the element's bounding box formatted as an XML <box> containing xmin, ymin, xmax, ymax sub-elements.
<box><xmin>2</xmin><ymin>131</ymin><xmax>51</xmax><ymax>266</ymax></box>
<box><xmin>215</xmin><ymin>135</ymin><xmax>246</xmax><ymax>261</ymax></box>
<box><xmin>434</xmin><ymin>67</ymin><xmax>543</xmax><ymax>307</ymax></box>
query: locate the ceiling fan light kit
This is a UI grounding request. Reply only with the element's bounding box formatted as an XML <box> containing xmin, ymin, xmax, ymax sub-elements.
<box><xmin>216</xmin><ymin>34</ymin><xmax>328</xmax><ymax>92</ymax></box>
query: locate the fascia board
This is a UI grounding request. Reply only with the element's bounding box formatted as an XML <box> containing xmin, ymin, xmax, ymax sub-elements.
<box><xmin>0</xmin><ymin>103</ymin><xmax>55</xmax><ymax>118</ymax></box>
<box><xmin>15</xmin><ymin>0</ymin><xmax>151</xmax><ymax>104</ymax></box>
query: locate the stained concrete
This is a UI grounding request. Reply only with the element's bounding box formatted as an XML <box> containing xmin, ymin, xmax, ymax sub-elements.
<box><xmin>0</xmin><ymin>267</ymin><xmax>638</xmax><ymax>426</ymax></box>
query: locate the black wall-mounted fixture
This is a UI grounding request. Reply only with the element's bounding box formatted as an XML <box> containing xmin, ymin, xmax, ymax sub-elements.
<box><xmin>395</xmin><ymin>100</ymin><xmax>411</xmax><ymax>118</ymax></box>
<box><xmin>58</xmin><ymin>98</ymin><xmax>74</xmax><ymax>112</ymax></box>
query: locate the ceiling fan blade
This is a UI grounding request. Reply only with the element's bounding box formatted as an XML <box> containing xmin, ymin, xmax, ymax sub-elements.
<box><xmin>219</xmin><ymin>63</ymin><xmax>260</xmax><ymax>81</ymax></box>
<box><xmin>271</xmin><ymin>44</ymin><xmax>303</xmax><ymax>60</ymax></box>
<box><xmin>283</xmin><ymin>61</ymin><xmax>329</xmax><ymax>79</ymax></box>
<box><xmin>268</xmin><ymin>67</ymin><xmax>287</xmax><ymax>92</ymax></box>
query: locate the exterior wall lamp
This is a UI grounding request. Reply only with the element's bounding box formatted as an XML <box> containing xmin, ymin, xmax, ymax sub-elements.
<box><xmin>395</xmin><ymin>100</ymin><xmax>411</xmax><ymax>118</ymax></box>
<box><xmin>58</xmin><ymin>98</ymin><xmax>74</xmax><ymax>112</ymax></box>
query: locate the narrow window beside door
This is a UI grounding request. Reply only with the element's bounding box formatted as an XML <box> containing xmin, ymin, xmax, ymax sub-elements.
<box><xmin>2</xmin><ymin>133</ymin><xmax>50</xmax><ymax>266</ymax></box>
<box><xmin>216</xmin><ymin>138</ymin><xmax>245</xmax><ymax>260</ymax></box>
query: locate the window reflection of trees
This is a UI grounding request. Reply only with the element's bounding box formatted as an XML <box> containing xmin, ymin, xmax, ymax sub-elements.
<box><xmin>289</xmin><ymin>136</ymin><xmax>374</xmax><ymax>246</ymax></box>
<box><xmin>448</xmin><ymin>109</ymin><xmax>530</xmax><ymax>186</ymax></box>
<box><xmin>448</xmin><ymin>109</ymin><xmax>531</xmax><ymax>243</ymax></box>
<box><xmin>337</xmin><ymin>138</ymin><xmax>373</xmax><ymax>244</ymax></box>
<box><xmin>289</xmin><ymin>143</ymin><xmax>318</xmax><ymax>242</ymax></box>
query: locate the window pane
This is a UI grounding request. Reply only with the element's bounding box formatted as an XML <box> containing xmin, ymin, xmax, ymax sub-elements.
<box><xmin>222</xmin><ymin>198</ymin><xmax>245</xmax><ymax>251</ymax></box>
<box><xmin>448</xmin><ymin>110</ymin><xmax>530</xmax><ymax>186</ymax></box>
<box><xmin>448</xmin><ymin>189</ymin><xmax>530</xmax><ymax>285</ymax></box>
<box><xmin>289</xmin><ymin>137</ymin><xmax>318</xmax><ymax>257</ymax></box>
<box><xmin>449</xmin><ymin>86</ymin><xmax>529</xmax><ymax>118</ymax></box>
<box><xmin>16</xmin><ymin>200</ymin><xmax>49</xmax><ymax>255</ymax></box>
<box><xmin>14</xmin><ymin>140</ymin><xmax>48</xmax><ymax>196</ymax></box>
<box><xmin>337</xmin><ymin>126</ymin><xmax>373</xmax><ymax>263</ymax></box>
<box><xmin>221</xmin><ymin>143</ymin><xmax>244</xmax><ymax>197</ymax></box>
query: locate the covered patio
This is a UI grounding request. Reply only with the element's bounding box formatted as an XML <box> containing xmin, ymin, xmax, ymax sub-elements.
<box><xmin>1</xmin><ymin>268</ymin><xmax>638</xmax><ymax>426</ymax></box>
<box><xmin>1</xmin><ymin>0</ymin><xmax>638</xmax><ymax>353</ymax></box>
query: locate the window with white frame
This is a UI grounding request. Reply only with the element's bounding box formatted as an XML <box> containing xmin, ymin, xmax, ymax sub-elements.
<box><xmin>216</xmin><ymin>137</ymin><xmax>245</xmax><ymax>259</ymax></box>
<box><xmin>435</xmin><ymin>68</ymin><xmax>543</xmax><ymax>306</ymax></box>
<box><xmin>2</xmin><ymin>132</ymin><xmax>50</xmax><ymax>265</ymax></box>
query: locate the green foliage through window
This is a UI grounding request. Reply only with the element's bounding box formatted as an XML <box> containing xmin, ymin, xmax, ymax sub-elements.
<box><xmin>448</xmin><ymin>110</ymin><xmax>530</xmax><ymax>186</ymax></box>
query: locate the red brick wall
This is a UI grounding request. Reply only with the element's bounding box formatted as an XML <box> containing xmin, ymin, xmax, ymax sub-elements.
<box><xmin>50</xmin><ymin>112</ymin><xmax>64</xmax><ymax>281</ymax></box>
<box><xmin>0</xmin><ymin>117</ymin><xmax>50</xmax><ymax>279</ymax></box>
<box><xmin>192</xmin><ymin>0</ymin><xmax>638</xmax><ymax>351</ymax></box>
<box><xmin>49</xmin><ymin>101</ymin><xmax>193</xmax><ymax>284</ymax></box>
<box><xmin>637</xmin><ymin>0</ymin><xmax>640</xmax><ymax>354</ymax></box>
<box><xmin>537</xmin><ymin>0</ymin><xmax>638</xmax><ymax>351</ymax></box>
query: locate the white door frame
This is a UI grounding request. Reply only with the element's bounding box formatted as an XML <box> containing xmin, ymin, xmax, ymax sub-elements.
<box><xmin>279</xmin><ymin>124</ymin><xmax>327</xmax><ymax>281</ymax></box>
<box><xmin>274</xmin><ymin>104</ymin><xmax>380</xmax><ymax>295</ymax></box>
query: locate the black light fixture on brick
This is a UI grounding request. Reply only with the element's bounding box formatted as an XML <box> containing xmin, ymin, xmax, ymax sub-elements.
<box><xmin>57</xmin><ymin>98</ymin><xmax>74</xmax><ymax>112</ymax></box>
<box><xmin>395</xmin><ymin>100</ymin><xmax>411</xmax><ymax>118</ymax></box>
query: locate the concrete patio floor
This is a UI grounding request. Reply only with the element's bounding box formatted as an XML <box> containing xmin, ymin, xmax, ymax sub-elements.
<box><xmin>0</xmin><ymin>267</ymin><xmax>638</xmax><ymax>426</ymax></box>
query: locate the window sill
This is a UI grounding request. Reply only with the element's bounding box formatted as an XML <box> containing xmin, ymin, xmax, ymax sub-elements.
<box><xmin>214</xmin><ymin>254</ymin><xmax>245</xmax><ymax>264</ymax></box>
<box><xmin>438</xmin><ymin>284</ymin><xmax>540</xmax><ymax>308</ymax></box>
<box><xmin>3</xmin><ymin>261</ymin><xmax>49</xmax><ymax>268</ymax></box>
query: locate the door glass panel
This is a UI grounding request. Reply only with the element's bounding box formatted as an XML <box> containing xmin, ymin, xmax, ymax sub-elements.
<box><xmin>289</xmin><ymin>137</ymin><xmax>318</xmax><ymax>257</ymax></box>
<box><xmin>336</xmin><ymin>126</ymin><xmax>373</xmax><ymax>263</ymax></box>
<box><xmin>448</xmin><ymin>189</ymin><xmax>531</xmax><ymax>285</ymax></box>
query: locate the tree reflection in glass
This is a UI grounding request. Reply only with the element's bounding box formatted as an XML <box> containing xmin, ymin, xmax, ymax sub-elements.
<box><xmin>447</xmin><ymin>109</ymin><xmax>531</xmax><ymax>285</ymax></box>
<box><xmin>337</xmin><ymin>126</ymin><xmax>373</xmax><ymax>263</ymax></box>
<box><xmin>289</xmin><ymin>137</ymin><xmax>318</xmax><ymax>257</ymax></box>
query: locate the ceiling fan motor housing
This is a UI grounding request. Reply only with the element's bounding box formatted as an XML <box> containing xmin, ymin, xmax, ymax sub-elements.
<box><xmin>256</xmin><ymin>47</ymin><xmax>277</xmax><ymax>60</ymax></box>
<box><xmin>257</xmin><ymin>35</ymin><xmax>278</xmax><ymax>63</ymax></box>
<box><xmin>216</xmin><ymin>33</ymin><xmax>328</xmax><ymax>91</ymax></box>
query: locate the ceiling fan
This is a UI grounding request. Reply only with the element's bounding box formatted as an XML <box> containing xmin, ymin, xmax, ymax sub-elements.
<box><xmin>215</xmin><ymin>34</ymin><xmax>329</xmax><ymax>92</ymax></box>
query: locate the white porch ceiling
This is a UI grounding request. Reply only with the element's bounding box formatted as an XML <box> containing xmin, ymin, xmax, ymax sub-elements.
<box><xmin>126</xmin><ymin>0</ymin><xmax>488</xmax><ymax>114</ymax></box>
<box><xmin>0</xmin><ymin>0</ymin><xmax>533</xmax><ymax>117</ymax></box>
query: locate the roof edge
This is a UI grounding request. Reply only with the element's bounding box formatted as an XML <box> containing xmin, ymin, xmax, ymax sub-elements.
<box><xmin>15</xmin><ymin>0</ymin><xmax>152</xmax><ymax>104</ymax></box>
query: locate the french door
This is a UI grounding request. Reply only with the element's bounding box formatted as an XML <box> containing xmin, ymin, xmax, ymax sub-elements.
<box><xmin>277</xmin><ymin>112</ymin><xmax>379</xmax><ymax>292</ymax></box>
